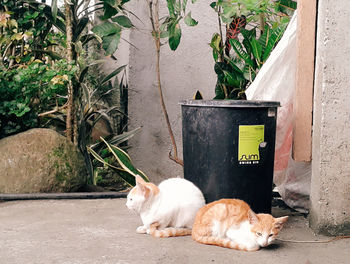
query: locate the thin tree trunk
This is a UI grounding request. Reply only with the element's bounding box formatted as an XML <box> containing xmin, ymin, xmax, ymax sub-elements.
<box><xmin>148</xmin><ymin>0</ymin><xmax>183</xmax><ymax>166</ymax></box>
<box><xmin>65</xmin><ymin>1</ymin><xmax>74</xmax><ymax>142</ymax></box>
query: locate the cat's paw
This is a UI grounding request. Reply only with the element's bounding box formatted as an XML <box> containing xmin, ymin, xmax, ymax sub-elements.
<box><xmin>246</xmin><ymin>246</ymin><xmax>260</xmax><ymax>252</ymax></box>
<box><xmin>136</xmin><ymin>226</ymin><xmax>147</xmax><ymax>234</ymax></box>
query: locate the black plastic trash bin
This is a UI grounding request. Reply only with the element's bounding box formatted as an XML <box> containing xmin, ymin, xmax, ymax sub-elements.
<box><xmin>180</xmin><ymin>100</ymin><xmax>280</xmax><ymax>213</ymax></box>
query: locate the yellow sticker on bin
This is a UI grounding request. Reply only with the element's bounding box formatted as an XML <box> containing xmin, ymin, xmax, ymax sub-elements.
<box><xmin>238</xmin><ymin>125</ymin><xmax>264</xmax><ymax>165</ymax></box>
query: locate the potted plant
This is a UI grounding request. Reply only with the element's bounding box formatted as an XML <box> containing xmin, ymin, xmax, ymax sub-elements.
<box><xmin>180</xmin><ymin>0</ymin><xmax>296</xmax><ymax>213</ymax></box>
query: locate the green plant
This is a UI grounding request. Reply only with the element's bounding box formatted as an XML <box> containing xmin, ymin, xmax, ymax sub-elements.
<box><xmin>209</xmin><ymin>0</ymin><xmax>296</xmax><ymax>100</ymax></box>
<box><xmin>88</xmin><ymin>131</ymin><xmax>149</xmax><ymax>187</ymax></box>
<box><xmin>1</xmin><ymin>1</ymin><xmax>132</xmax><ymax>186</ymax></box>
<box><xmin>96</xmin><ymin>0</ymin><xmax>199</xmax><ymax>166</ymax></box>
<box><xmin>0</xmin><ymin>60</ymin><xmax>76</xmax><ymax>138</ymax></box>
<box><xmin>28</xmin><ymin>0</ymin><xmax>133</xmax><ymax>183</ymax></box>
<box><xmin>0</xmin><ymin>0</ymin><xmax>59</xmax><ymax>68</ymax></box>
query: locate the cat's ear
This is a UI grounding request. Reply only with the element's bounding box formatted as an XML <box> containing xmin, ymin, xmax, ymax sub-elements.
<box><xmin>248</xmin><ymin>210</ymin><xmax>259</xmax><ymax>225</ymax></box>
<box><xmin>135</xmin><ymin>175</ymin><xmax>148</xmax><ymax>191</ymax></box>
<box><xmin>135</xmin><ymin>175</ymin><xmax>147</xmax><ymax>187</ymax></box>
<box><xmin>274</xmin><ymin>216</ymin><xmax>289</xmax><ymax>230</ymax></box>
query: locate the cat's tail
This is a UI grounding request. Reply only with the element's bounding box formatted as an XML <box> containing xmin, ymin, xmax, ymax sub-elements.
<box><xmin>149</xmin><ymin>223</ymin><xmax>192</xmax><ymax>238</ymax></box>
<box><xmin>192</xmin><ymin>233</ymin><xmax>258</xmax><ymax>252</ymax></box>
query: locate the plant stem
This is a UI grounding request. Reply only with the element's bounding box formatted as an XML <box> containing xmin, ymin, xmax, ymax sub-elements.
<box><xmin>217</xmin><ymin>7</ymin><xmax>228</xmax><ymax>98</ymax></box>
<box><xmin>148</xmin><ymin>0</ymin><xmax>183</xmax><ymax>166</ymax></box>
<box><xmin>259</xmin><ymin>12</ymin><xmax>265</xmax><ymax>33</ymax></box>
<box><xmin>217</xmin><ymin>7</ymin><xmax>224</xmax><ymax>63</ymax></box>
<box><xmin>65</xmin><ymin>0</ymin><xmax>74</xmax><ymax>143</ymax></box>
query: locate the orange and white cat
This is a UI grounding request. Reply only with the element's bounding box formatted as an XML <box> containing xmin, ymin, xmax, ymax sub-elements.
<box><xmin>126</xmin><ymin>175</ymin><xmax>205</xmax><ymax>238</ymax></box>
<box><xmin>192</xmin><ymin>199</ymin><xmax>288</xmax><ymax>251</ymax></box>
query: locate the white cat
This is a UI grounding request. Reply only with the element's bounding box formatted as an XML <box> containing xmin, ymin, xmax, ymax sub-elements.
<box><xmin>126</xmin><ymin>175</ymin><xmax>205</xmax><ymax>237</ymax></box>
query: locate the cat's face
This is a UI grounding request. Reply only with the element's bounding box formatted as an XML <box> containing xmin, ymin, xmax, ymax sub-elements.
<box><xmin>250</xmin><ymin>214</ymin><xmax>288</xmax><ymax>247</ymax></box>
<box><xmin>126</xmin><ymin>175</ymin><xmax>160</xmax><ymax>213</ymax></box>
<box><xmin>126</xmin><ymin>186</ymin><xmax>145</xmax><ymax>213</ymax></box>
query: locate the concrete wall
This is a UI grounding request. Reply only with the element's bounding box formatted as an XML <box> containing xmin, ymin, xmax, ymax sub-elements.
<box><xmin>310</xmin><ymin>0</ymin><xmax>350</xmax><ymax>235</ymax></box>
<box><xmin>127</xmin><ymin>0</ymin><xmax>217</xmax><ymax>183</ymax></box>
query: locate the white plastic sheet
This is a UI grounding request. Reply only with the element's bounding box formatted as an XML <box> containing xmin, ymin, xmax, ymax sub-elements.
<box><xmin>246</xmin><ymin>13</ymin><xmax>311</xmax><ymax>213</ymax></box>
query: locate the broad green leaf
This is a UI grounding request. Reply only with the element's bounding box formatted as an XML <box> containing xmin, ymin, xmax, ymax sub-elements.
<box><xmin>250</xmin><ymin>37</ymin><xmax>262</xmax><ymax>67</ymax></box>
<box><xmin>102</xmin><ymin>33</ymin><xmax>121</xmax><ymax>55</ymax></box>
<box><xmin>101</xmin><ymin>2</ymin><xmax>119</xmax><ymax>20</ymax></box>
<box><xmin>243</xmin><ymin>64</ymin><xmax>256</xmax><ymax>82</ymax></box>
<box><xmin>168</xmin><ymin>23</ymin><xmax>181</xmax><ymax>51</ymax></box>
<box><xmin>262</xmin><ymin>24</ymin><xmax>287</xmax><ymax>62</ymax></box>
<box><xmin>160</xmin><ymin>30</ymin><xmax>169</xmax><ymax>39</ymax></box>
<box><xmin>258</xmin><ymin>25</ymin><xmax>270</xmax><ymax>54</ymax></box>
<box><xmin>210</xmin><ymin>33</ymin><xmax>221</xmax><ymax>57</ymax></box>
<box><xmin>92</xmin><ymin>21</ymin><xmax>121</xmax><ymax>37</ymax></box>
<box><xmin>103</xmin><ymin>0</ymin><xmax>123</xmax><ymax>9</ymax></box>
<box><xmin>223</xmin><ymin>70</ymin><xmax>240</xmax><ymax>87</ymax></box>
<box><xmin>229</xmin><ymin>38</ymin><xmax>254</xmax><ymax>68</ymax></box>
<box><xmin>111</xmin><ymin>15</ymin><xmax>134</xmax><ymax>28</ymax></box>
<box><xmin>184</xmin><ymin>12</ymin><xmax>198</xmax><ymax>27</ymax></box>
<box><xmin>214</xmin><ymin>83</ymin><xmax>225</xmax><ymax>99</ymax></box>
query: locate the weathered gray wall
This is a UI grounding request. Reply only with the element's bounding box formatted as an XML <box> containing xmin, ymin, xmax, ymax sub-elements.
<box><xmin>310</xmin><ymin>0</ymin><xmax>350</xmax><ymax>235</ymax></box>
<box><xmin>127</xmin><ymin>0</ymin><xmax>217</xmax><ymax>183</ymax></box>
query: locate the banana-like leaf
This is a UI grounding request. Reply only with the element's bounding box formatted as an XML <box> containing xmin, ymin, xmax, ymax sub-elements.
<box><xmin>107</xmin><ymin>127</ymin><xmax>141</xmax><ymax>146</ymax></box>
<box><xmin>89</xmin><ymin>127</ymin><xmax>141</xmax><ymax>150</ymax></box>
<box><xmin>110</xmin><ymin>145</ymin><xmax>149</xmax><ymax>182</ymax></box>
<box><xmin>87</xmin><ymin>146</ymin><xmax>136</xmax><ymax>186</ymax></box>
<box><xmin>100</xmin><ymin>137</ymin><xmax>149</xmax><ymax>182</ymax></box>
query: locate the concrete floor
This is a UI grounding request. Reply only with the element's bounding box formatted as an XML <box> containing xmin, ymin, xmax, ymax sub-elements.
<box><xmin>0</xmin><ymin>198</ymin><xmax>349</xmax><ymax>264</ymax></box>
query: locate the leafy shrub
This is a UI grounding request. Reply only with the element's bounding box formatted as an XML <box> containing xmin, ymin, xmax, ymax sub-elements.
<box><xmin>0</xmin><ymin>60</ymin><xmax>77</xmax><ymax>138</ymax></box>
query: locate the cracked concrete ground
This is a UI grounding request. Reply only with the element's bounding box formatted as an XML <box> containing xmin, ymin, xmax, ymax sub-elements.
<box><xmin>0</xmin><ymin>198</ymin><xmax>349</xmax><ymax>264</ymax></box>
